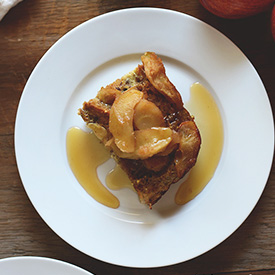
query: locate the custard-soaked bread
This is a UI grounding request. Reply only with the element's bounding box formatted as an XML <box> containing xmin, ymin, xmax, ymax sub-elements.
<box><xmin>79</xmin><ymin>52</ymin><xmax>201</xmax><ymax>208</ymax></box>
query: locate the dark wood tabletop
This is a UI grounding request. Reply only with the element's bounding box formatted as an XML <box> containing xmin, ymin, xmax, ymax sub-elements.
<box><xmin>0</xmin><ymin>1</ymin><xmax>275</xmax><ymax>274</ymax></box>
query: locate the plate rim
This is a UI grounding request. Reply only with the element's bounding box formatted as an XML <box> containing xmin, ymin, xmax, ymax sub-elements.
<box><xmin>14</xmin><ymin>7</ymin><xmax>275</xmax><ymax>268</ymax></box>
<box><xmin>0</xmin><ymin>256</ymin><xmax>92</xmax><ymax>274</ymax></box>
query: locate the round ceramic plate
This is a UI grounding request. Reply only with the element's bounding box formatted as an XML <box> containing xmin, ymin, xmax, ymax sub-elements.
<box><xmin>0</xmin><ymin>257</ymin><xmax>92</xmax><ymax>275</ymax></box>
<box><xmin>15</xmin><ymin>8</ymin><xmax>274</xmax><ymax>267</ymax></box>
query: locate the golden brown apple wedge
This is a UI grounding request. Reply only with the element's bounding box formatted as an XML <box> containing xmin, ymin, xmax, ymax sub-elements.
<box><xmin>141</xmin><ymin>52</ymin><xmax>183</xmax><ymax>110</ymax></box>
<box><xmin>109</xmin><ymin>89</ymin><xmax>143</xmax><ymax>153</ymax></box>
<box><xmin>174</xmin><ymin>121</ymin><xmax>201</xmax><ymax>178</ymax></box>
<box><xmin>107</xmin><ymin>127</ymin><xmax>174</xmax><ymax>160</ymax></box>
<box><xmin>97</xmin><ymin>86</ymin><xmax>121</xmax><ymax>105</ymax></box>
<box><xmin>135</xmin><ymin>127</ymin><xmax>173</xmax><ymax>159</ymax></box>
<box><xmin>87</xmin><ymin>123</ymin><xmax>108</xmax><ymax>143</ymax></box>
<box><xmin>133</xmin><ymin>99</ymin><xmax>165</xmax><ymax>130</ymax></box>
<box><xmin>158</xmin><ymin>130</ymin><xmax>180</xmax><ymax>156</ymax></box>
<box><xmin>105</xmin><ymin>138</ymin><xmax>139</xmax><ymax>160</ymax></box>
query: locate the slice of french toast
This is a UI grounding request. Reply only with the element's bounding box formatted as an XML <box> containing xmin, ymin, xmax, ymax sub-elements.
<box><xmin>79</xmin><ymin>52</ymin><xmax>201</xmax><ymax>208</ymax></box>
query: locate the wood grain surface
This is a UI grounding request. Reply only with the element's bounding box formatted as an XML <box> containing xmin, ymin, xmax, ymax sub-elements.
<box><xmin>0</xmin><ymin>1</ymin><xmax>274</xmax><ymax>274</ymax></box>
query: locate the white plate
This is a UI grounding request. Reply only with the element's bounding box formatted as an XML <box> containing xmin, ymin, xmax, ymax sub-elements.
<box><xmin>0</xmin><ymin>257</ymin><xmax>92</xmax><ymax>275</ymax></box>
<box><xmin>15</xmin><ymin>8</ymin><xmax>274</xmax><ymax>267</ymax></box>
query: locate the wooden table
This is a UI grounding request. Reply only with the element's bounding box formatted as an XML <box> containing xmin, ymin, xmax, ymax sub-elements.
<box><xmin>0</xmin><ymin>1</ymin><xmax>274</xmax><ymax>274</ymax></box>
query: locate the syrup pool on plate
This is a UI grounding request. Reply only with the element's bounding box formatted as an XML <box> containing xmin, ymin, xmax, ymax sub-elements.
<box><xmin>175</xmin><ymin>82</ymin><xmax>224</xmax><ymax>205</ymax></box>
<box><xmin>106</xmin><ymin>165</ymin><xmax>134</xmax><ymax>191</ymax></box>
<box><xmin>66</xmin><ymin>82</ymin><xmax>223</xmax><ymax>208</ymax></box>
<box><xmin>66</xmin><ymin>127</ymin><xmax>119</xmax><ymax>208</ymax></box>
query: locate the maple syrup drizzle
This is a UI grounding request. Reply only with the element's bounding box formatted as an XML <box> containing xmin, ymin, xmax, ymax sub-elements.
<box><xmin>66</xmin><ymin>127</ymin><xmax>119</xmax><ymax>208</ymax></box>
<box><xmin>106</xmin><ymin>165</ymin><xmax>134</xmax><ymax>190</ymax></box>
<box><xmin>175</xmin><ymin>82</ymin><xmax>224</xmax><ymax>205</ymax></box>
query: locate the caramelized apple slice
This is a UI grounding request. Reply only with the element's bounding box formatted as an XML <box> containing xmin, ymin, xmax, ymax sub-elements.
<box><xmin>141</xmin><ymin>52</ymin><xmax>183</xmax><ymax>110</ymax></box>
<box><xmin>87</xmin><ymin>123</ymin><xmax>108</xmax><ymax>143</ymax></box>
<box><xmin>105</xmin><ymin>138</ymin><xmax>139</xmax><ymax>160</ymax></box>
<box><xmin>174</xmin><ymin>121</ymin><xmax>201</xmax><ymax>178</ymax></box>
<box><xmin>109</xmin><ymin>89</ymin><xmax>143</xmax><ymax>153</ymax></box>
<box><xmin>97</xmin><ymin>86</ymin><xmax>121</xmax><ymax>104</ymax></box>
<box><xmin>158</xmin><ymin>130</ymin><xmax>180</xmax><ymax>156</ymax></box>
<box><xmin>135</xmin><ymin>127</ymin><xmax>173</xmax><ymax>159</ymax></box>
<box><xmin>134</xmin><ymin>99</ymin><xmax>165</xmax><ymax>130</ymax></box>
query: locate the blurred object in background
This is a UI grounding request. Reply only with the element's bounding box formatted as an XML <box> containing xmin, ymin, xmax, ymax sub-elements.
<box><xmin>0</xmin><ymin>0</ymin><xmax>23</xmax><ymax>21</ymax></box>
<box><xmin>200</xmin><ymin>0</ymin><xmax>274</xmax><ymax>19</ymax></box>
<box><xmin>200</xmin><ymin>0</ymin><xmax>275</xmax><ymax>42</ymax></box>
<box><xmin>272</xmin><ymin>4</ymin><xmax>275</xmax><ymax>40</ymax></box>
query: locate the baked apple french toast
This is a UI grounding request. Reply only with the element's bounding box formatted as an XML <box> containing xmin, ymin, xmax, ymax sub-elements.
<box><xmin>79</xmin><ymin>52</ymin><xmax>201</xmax><ymax>208</ymax></box>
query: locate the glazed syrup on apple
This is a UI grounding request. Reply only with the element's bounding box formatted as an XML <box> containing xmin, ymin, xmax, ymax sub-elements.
<box><xmin>175</xmin><ymin>82</ymin><xmax>223</xmax><ymax>205</ymax></box>
<box><xmin>66</xmin><ymin>82</ymin><xmax>223</xmax><ymax>208</ymax></box>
